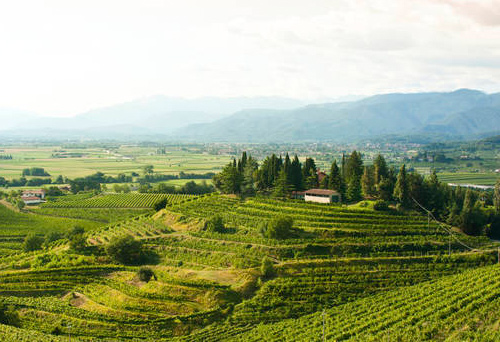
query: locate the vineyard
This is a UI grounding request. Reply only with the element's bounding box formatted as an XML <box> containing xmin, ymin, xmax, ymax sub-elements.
<box><xmin>437</xmin><ymin>172</ymin><xmax>499</xmax><ymax>186</ymax></box>
<box><xmin>43</xmin><ymin>193</ymin><xmax>197</xmax><ymax>209</ymax></box>
<box><xmin>0</xmin><ymin>193</ymin><xmax>499</xmax><ymax>341</ymax></box>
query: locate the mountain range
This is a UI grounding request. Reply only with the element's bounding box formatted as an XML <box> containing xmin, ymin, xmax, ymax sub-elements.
<box><xmin>174</xmin><ymin>89</ymin><xmax>500</xmax><ymax>142</ymax></box>
<box><xmin>1</xmin><ymin>89</ymin><xmax>499</xmax><ymax>142</ymax></box>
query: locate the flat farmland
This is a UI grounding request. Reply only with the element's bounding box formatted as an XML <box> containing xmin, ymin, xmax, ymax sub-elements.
<box><xmin>437</xmin><ymin>172</ymin><xmax>499</xmax><ymax>186</ymax></box>
<box><xmin>0</xmin><ymin>145</ymin><xmax>230</xmax><ymax>180</ymax></box>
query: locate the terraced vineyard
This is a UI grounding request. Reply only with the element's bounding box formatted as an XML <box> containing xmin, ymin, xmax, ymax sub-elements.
<box><xmin>43</xmin><ymin>193</ymin><xmax>197</xmax><ymax>208</ymax></box>
<box><xmin>0</xmin><ymin>204</ymin><xmax>102</xmax><ymax>256</ymax></box>
<box><xmin>223</xmin><ymin>264</ymin><xmax>500</xmax><ymax>341</ymax></box>
<box><xmin>0</xmin><ymin>194</ymin><xmax>498</xmax><ymax>341</ymax></box>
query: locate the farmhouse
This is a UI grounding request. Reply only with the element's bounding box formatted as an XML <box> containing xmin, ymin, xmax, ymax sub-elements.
<box><xmin>22</xmin><ymin>189</ymin><xmax>46</xmax><ymax>199</ymax></box>
<box><xmin>21</xmin><ymin>196</ymin><xmax>43</xmax><ymax>205</ymax></box>
<box><xmin>304</xmin><ymin>189</ymin><xmax>341</xmax><ymax>204</ymax></box>
<box><xmin>21</xmin><ymin>189</ymin><xmax>46</xmax><ymax>205</ymax></box>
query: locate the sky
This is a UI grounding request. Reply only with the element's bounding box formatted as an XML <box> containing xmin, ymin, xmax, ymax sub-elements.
<box><xmin>0</xmin><ymin>0</ymin><xmax>500</xmax><ymax>117</ymax></box>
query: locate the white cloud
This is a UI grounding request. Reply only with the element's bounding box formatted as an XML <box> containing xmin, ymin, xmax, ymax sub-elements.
<box><xmin>0</xmin><ymin>0</ymin><xmax>499</xmax><ymax>116</ymax></box>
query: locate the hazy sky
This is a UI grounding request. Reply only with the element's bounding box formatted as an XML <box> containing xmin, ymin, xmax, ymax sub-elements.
<box><xmin>1</xmin><ymin>0</ymin><xmax>500</xmax><ymax>116</ymax></box>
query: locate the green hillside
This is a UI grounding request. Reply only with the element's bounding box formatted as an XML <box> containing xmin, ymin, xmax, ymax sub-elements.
<box><xmin>0</xmin><ymin>194</ymin><xmax>497</xmax><ymax>341</ymax></box>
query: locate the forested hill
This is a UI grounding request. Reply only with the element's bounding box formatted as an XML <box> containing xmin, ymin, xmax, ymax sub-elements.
<box><xmin>175</xmin><ymin>89</ymin><xmax>500</xmax><ymax>142</ymax></box>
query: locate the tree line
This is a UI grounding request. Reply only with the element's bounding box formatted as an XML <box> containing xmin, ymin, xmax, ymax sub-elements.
<box><xmin>213</xmin><ymin>151</ymin><xmax>500</xmax><ymax>237</ymax></box>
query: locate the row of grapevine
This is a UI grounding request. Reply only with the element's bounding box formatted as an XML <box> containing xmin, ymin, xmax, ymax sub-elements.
<box><xmin>43</xmin><ymin>193</ymin><xmax>197</xmax><ymax>208</ymax></box>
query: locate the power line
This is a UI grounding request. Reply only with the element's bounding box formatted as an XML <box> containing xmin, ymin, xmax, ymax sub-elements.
<box><xmin>410</xmin><ymin>196</ymin><xmax>482</xmax><ymax>252</ymax></box>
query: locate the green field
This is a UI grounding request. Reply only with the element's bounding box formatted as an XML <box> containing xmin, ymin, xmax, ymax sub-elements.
<box><xmin>0</xmin><ymin>145</ymin><xmax>230</xmax><ymax>181</ymax></box>
<box><xmin>437</xmin><ymin>172</ymin><xmax>499</xmax><ymax>186</ymax></box>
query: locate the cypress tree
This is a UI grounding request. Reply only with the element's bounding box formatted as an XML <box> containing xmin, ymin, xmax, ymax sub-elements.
<box><xmin>495</xmin><ymin>179</ymin><xmax>500</xmax><ymax>215</ymax></box>
<box><xmin>361</xmin><ymin>166</ymin><xmax>375</xmax><ymax>198</ymax></box>
<box><xmin>290</xmin><ymin>155</ymin><xmax>303</xmax><ymax>191</ymax></box>
<box><xmin>373</xmin><ymin>154</ymin><xmax>388</xmax><ymax>185</ymax></box>
<box><xmin>347</xmin><ymin>176</ymin><xmax>362</xmax><ymax>202</ymax></box>
<box><xmin>328</xmin><ymin>160</ymin><xmax>342</xmax><ymax>191</ymax></box>
<box><xmin>273</xmin><ymin>169</ymin><xmax>292</xmax><ymax>199</ymax></box>
<box><xmin>394</xmin><ymin>164</ymin><xmax>410</xmax><ymax>207</ymax></box>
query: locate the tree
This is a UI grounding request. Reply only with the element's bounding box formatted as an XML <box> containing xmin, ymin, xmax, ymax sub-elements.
<box><xmin>319</xmin><ymin>175</ymin><xmax>329</xmax><ymax>189</ymax></box>
<box><xmin>273</xmin><ymin>169</ymin><xmax>292</xmax><ymax>198</ymax></box>
<box><xmin>69</xmin><ymin>233</ymin><xmax>87</xmax><ymax>253</ymax></box>
<box><xmin>426</xmin><ymin>170</ymin><xmax>445</xmax><ymax>217</ymax></box>
<box><xmin>262</xmin><ymin>216</ymin><xmax>294</xmax><ymax>239</ymax></box>
<box><xmin>303</xmin><ymin>167</ymin><xmax>318</xmax><ymax>189</ymax></box>
<box><xmin>44</xmin><ymin>231</ymin><xmax>62</xmax><ymax>247</ymax></box>
<box><xmin>0</xmin><ymin>302</ymin><xmax>20</xmax><ymax>327</ymax></box>
<box><xmin>347</xmin><ymin>176</ymin><xmax>362</xmax><ymax>202</ymax></box>
<box><xmin>23</xmin><ymin>234</ymin><xmax>44</xmax><ymax>252</ymax></box>
<box><xmin>289</xmin><ymin>155</ymin><xmax>303</xmax><ymax>191</ymax></box>
<box><xmin>328</xmin><ymin>160</ymin><xmax>342</xmax><ymax>191</ymax></box>
<box><xmin>495</xmin><ymin>179</ymin><xmax>500</xmax><ymax>214</ymax></box>
<box><xmin>214</xmin><ymin>161</ymin><xmax>242</xmax><ymax>194</ymax></box>
<box><xmin>143</xmin><ymin>165</ymin><xmax>154</xmax><ymax>175</ymax></box>
<box><xmin>261</xmin><ymin>257</ymin><xmax>275</xmax><ymax>279</ymax></box>
<box><xmin>153</xmin><ymin>198</ymin><xmax>168</xmax><ymax>211</ymax></box>
<box><xmin>16</xmin><ymin>200</ymin><xmax>25</xmax><ymax>211</ymax></box>
<box><xmin>241</xmin><ymin>157</ymin><xmax>258</xmax><ymax>196</ymax></box>
<box><xmin>302</xmin><ymin>158</ymin><xmax>317</xmax><ymax>186</ymax></box>
<box><xmin>394</xmin><ymin>164</ymin><xmax>410</xmax><ymax>207</ymax></box>
<box><xmin>204</xmin><ymin>215</ymin><xmax>225</xmax><ymax>233</ymax></box>
<box><xmin>459</xmin><ymin>189</ymin><xmax>485</xmax><ymax>236</ymax></box>
<box><xmin>137</xmin><ymin>266</ymin><xmax>156</xmax><ymax>282</ymax></box>
<box><xmin>361</xmin><ymin>166</ymin><xmax>375</xmax><ymax>198</ymax></box>
<box><xmin>106</xmin><ymin>235</ymin><xmax>143</xmax><ymax>264</ymax></box>
<box><xmin>373</xmin><ymin>154</ymin><xmax>388</xmax><ymax>185</ymax></box>
<box><xmin>67</xmin><ymin>226</ymin><xmax>84</xmax><ymax>239</ymax></box>
<box><xmin>345</xmin><ymin>151</ymin><xmax>363</xmax><ymax>184</ymax></box>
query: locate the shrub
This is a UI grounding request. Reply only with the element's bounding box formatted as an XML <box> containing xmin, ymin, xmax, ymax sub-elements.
<box><xmin>44</xmin><ymin>231</ymin><xmax>62</xmax><ymax>246</ymax></box>
<box><xmin>138</xmin><ymin>267</ymin><xmax>156</xmax><ymax>282</ymax></box>
<box><xmin>69</xmin><ymin>233</ymin><xmax>87</xmax><ymax>253</ymax></box>
<box><xmin>262</xmin><ymin>215</ymin><xmax>294</xmax><ymax>239</ymax></box>
<box><xmin>204</xmin><ymin>215</ymin><xmax>225</xmax><ymax>233</ymax></box>
<box><xmin>67</xmin><ymin>226</ymin><xmax>84</xmax><ymax>239</ymax></box>
<box><xmin>373</xmin><ymin>200</ymin><xmax>389</xmax><ymax>211</ymax></box>
<box><xmin>0</xmin><ymin>302</ymin><xmax>20</xmax><ymax>327</ymax></box>
<box><xmin>153</xmin><ymin>198</ymin><xmax>168</xmax><ymax>211</ymax></box>
<box><xmin>106</xmin><ymin>235</ymin><xmax>143</xmax><ymax>264</ymax></box>
<box><xmin>23</xmin><ymin>234</ymin><xmax>44</xmax><ymax>252</ymax></box>
<box><xmin>261</xmin><ymin>256</ymin><xmax>275</xmax><ymax>279</ymax></box>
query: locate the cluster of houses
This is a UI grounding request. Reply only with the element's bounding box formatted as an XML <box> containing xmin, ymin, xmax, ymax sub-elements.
<box><xmin>21</xmin><ymin>189</ymin><xmax>46</xmax><ymax>205</ymax></box>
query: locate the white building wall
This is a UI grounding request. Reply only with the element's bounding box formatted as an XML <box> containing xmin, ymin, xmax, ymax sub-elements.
<box><xmin>304</xmin><ymin>194</ymin><xmax>331</xmax><ymax>204</ymax></box>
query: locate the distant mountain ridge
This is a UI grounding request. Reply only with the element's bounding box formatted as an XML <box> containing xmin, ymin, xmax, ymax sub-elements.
<box><xmin>1</xmin><ymin>89</ymin><xmax>499</xmax><ymax>142</ymax></box>
<box><xmin>0</xmin><ymin>96</ymin><xmax>306</xmax><ymax>135</ymax></box>
<box><xmin>174</xmin><ymin>89</ymin><xmax>500</xmax><ymax>142</ymax></box>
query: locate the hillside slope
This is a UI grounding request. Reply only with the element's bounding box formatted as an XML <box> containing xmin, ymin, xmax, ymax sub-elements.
<box><xmin>185</xmin><ymin>264</ymin><xmax>500</xmax><ymax>341</ymax></box>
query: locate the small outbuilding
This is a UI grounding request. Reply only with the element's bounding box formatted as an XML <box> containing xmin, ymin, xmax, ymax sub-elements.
<box><xmin>304</xmin><ymin>189</ymin><xmax>341</xmax><ymax>204</ymax></box>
